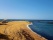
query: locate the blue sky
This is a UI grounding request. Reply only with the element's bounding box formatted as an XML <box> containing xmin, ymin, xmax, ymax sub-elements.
<box><xmin>0</xmin><ymin>0</ymin><xmax>53</xmax><ymax>20</ymax></box>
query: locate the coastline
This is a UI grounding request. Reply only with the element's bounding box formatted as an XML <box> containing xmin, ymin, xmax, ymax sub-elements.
<box><xmin>0</xmin><ymin>21</ymin><xmax>47</xmax><ymax>40</ymax></box>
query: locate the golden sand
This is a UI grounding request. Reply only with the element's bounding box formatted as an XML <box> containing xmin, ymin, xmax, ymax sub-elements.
<box><xmin>0</xmin><ymin>21</ymin><xmax>47</xmax><ymax>40</ymax></box>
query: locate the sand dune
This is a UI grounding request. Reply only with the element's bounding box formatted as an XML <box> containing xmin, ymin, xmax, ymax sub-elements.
<box><xmin>0</xmin><ymin>21</ymin><xmax>47</xmax><ymax>40</ymax></box>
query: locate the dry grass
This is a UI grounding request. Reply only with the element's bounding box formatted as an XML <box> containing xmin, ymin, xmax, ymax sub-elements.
<box><xmin>0</xmin><ymin>21</ymin><xmax>47</xmax><ymax>40</ymax></box>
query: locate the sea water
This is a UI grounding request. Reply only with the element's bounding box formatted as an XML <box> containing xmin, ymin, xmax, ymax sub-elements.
<box><xmin>0</xmin><ymin>19</ymin><xmax>53</xmax><ymax>40</ymax></box>
<box><xmin>29</xmin><ymin>20</ymin><xmax>53</xmax><ymax>40</ymax></box>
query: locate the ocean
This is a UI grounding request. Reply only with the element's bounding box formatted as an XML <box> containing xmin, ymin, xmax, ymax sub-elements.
<box><xmin>0</xmin><ymin>19</ymin><xmax>53</xmax><ymax>40</ymax></box>
<box><xmin>29</xmin><ymin>20</ymin><xmax>53</xmax><ymax>40</ymax></box>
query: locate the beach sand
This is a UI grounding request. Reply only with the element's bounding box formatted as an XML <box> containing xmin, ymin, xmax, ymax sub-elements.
<box><xmin>0</xmin><ymin>21</ymin><xmax>47</xmax><ymax>40</ymax></box>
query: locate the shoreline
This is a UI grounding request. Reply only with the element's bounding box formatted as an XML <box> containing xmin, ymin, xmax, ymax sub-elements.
<box><xmin>27</xmin><ymin>22</ymin><xmax>47</xmax><ymax>40</ymax></box>
<box><xmin>0</xmin><ymin>21</ymin><xmax>47</xmax><ymax>40</ymax></box>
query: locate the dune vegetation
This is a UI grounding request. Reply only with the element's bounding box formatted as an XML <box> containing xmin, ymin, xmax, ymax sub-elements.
<box><xmin>0</xmin><ymin>21</ymin><xmax>47</xmax><ymax>40</ymax></box>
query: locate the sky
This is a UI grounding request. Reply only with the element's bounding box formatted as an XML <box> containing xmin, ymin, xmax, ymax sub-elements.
<box><xmin>0</xmin><ymin>0</ymin><xmax>53</xmax><ymax>20</ymax></box>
